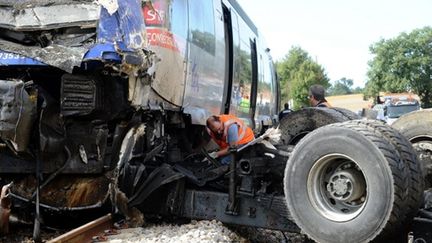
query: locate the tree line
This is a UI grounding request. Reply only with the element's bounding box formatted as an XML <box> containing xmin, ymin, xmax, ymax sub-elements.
<box><xmin>277</xmin><ymin>26</ymin><xmax>432</xmax><ymax>109</ymax></box>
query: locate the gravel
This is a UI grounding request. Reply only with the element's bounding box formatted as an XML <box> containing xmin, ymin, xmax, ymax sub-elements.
<box><xmin>106</xmin><ymin>220</ymin><xmax>247</xmax><ymax>243</ymax></box>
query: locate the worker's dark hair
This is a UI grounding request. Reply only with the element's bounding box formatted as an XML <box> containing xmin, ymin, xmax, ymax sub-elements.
<box><xmin>206</xmin><ymin>115</ymin><xmax>220</xmax><ymax>128</ymax></box>
<box><xmin>309</xmin><ymin>84</ymin><xmax>326</xmax><ymax>102</ymax></box>
<box><xmin>284</xmin><ymin>103</ymin><xmax>289</xmax><ymax>109</ymax></box>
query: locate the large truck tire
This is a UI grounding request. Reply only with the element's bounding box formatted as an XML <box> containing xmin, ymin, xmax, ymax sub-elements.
<box><xmin>284</xmin><ymin>121</ymin><xmax>411</xmax><ymax>242</ymax></box>
<box><xmin>331</xmin><ymin>107</ymin><xmax>361</xmax><ymax>120</ymax></box>
<box><xmin>345</xmin><ymin>120</ymin><xmax>424</xmax><ymax>231</ymax></box>
<box><xmin>279</xmin><ymin>107</ymin><xmax>351</xmax><ymax>145</ymax></box>
<box><xmin>392</xmin><ymin>109</ymin><xmax>432</xmax><ymax>188</ymax></box>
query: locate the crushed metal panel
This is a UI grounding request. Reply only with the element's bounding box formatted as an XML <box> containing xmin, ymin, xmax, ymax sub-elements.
<box><xmin>0</xmin><ymin>0</ymin><xmax>95</xmax><ymax>6</ymax></box>
<box><xmin>0</xmin><ymin>51</ymin><xmax>46</xmax><ymax>66</ymax></box>
<box><xmin>97</xmin><ymin>0</ymin><xmax>147</xmax><ymax>50</ymax></box>
<box><xmin>0</xmin><ymin>80</ymin><xmax>36</xmax><ymax>152</ymax></box>
<box><xmin>0</xmin><ymin>1</ymin><xmax>100</xmax><ymax>31</ymax></box>
<box><xmin>98</xmin><ymin>0</ymin><xmax>118</xmax><ymax>15</ymax></box>
<box><xmin>0</xmin><ymin>39</ymin><xmax>87</xmax><ymax>72</ymax></box>
<box><xmin>0</xmin><ymin>0</ymin><xmax>149</xmax><ymax>73</ymax></box>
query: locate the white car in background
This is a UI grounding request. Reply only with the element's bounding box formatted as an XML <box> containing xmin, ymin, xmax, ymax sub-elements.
<box><xmin>383</xmin><ymin>98</ymin><xmax>420</xmax><ymax>124</ymax></box>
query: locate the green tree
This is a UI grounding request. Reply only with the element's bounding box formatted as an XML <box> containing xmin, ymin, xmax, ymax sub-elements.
<box><xmin>291</xmin><ymin>60</ymin><xmax>330</xmax><ymax>109</ymax></box>
<box><xmin>329</xmin><ymin>77</ymin><xmax>354</xmax><ymax>96</ymax></box>
<box><xmin>276</xmin><ymin>46</ymin><xmax>310</xmax><ymax>104</ymax></box>
<box><xmin>277</xmin><ymin>46</ymin><xmax>330</xmax><ymax>109</ymax></box>
<box><xmin>366</xmin><ymin>26</ymin><xmax>432</xmax><ymax>108</ymax></box>
<box><xmin>352</xmin><ymin>86</ymin><xmax>364</xmax><ymax>94</ymax></box>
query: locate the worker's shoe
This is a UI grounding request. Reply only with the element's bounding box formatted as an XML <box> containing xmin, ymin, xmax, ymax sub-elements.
<box><xmin>206</xmin><ymin>165</ymin><xmax>229</xmax><ymax>181</ymax></box>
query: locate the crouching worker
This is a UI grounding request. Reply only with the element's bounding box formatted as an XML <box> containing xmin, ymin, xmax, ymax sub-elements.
<box><xmin>206</xmin><ymin>114</ymin><xmax>255</xmax><ymax>165</ymax></box>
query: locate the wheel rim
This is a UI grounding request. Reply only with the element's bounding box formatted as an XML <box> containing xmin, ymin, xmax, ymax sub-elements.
<box><xmin>307</xmin><ymin>153</ymin><xmax>367</xmax><ymax>222</ymax></box>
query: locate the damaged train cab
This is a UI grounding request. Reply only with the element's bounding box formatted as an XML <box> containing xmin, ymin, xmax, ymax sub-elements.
<box><xmin>0</xmin><ymin>0</ymin><xmax>283</xmax><ymax>233</ymax></box>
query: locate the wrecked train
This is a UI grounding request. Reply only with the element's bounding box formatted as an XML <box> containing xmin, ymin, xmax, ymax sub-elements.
<box><xmin>0</xmin><ymin>0</ymin><xmax>431</xmax><ymax>242</ymax></box>
<box><xmin>0</xmin><ymin>0</ymin><xmax>279</xmax><ymax>230</ymax></box>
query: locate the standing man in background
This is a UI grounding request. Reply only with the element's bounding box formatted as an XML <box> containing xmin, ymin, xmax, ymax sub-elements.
<box><xmin>308</xmin><ymin>84</ymin><xmax>331</xmax><ymax>107</ymax></box>
<box><xmin>278</xmin><ymin>103</ymin><xmax>293</xmax><ymax>121</ymax></box>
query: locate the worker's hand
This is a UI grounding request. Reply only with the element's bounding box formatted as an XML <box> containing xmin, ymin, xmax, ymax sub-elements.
<box><xmin>209</xmin><ymin>151</ymin><xmax>218</xmax><ymax>159</ymax></box>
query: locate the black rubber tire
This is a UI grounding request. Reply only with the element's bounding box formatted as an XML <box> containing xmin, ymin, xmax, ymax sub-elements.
<box><xmin>331</xmin><ymin>107</ymin><xmax>361</xmax><ymax>120</ymax></box>
<box><xmin>391</xmin><ymin>109</ymin><xmax>432</xmax><ymax>138</ymax></box>
<box><xmin>278</xmin><ymin>107</ymin><xmax>350</xmax><ymax>145</ymax></box>
<box><xmin>284</xmin><ymin>121</ymin><xmax>410</xmax><ymax>243</ymax></box>
<box><xmin>344</xmin><ymin>119</ymin><xmax>424</xmax><ymax>233</ymax></box>
<box><xmin>392</xmin><ymin>109</ymin><xmax>432</xmax><ymax>188</ymax></box>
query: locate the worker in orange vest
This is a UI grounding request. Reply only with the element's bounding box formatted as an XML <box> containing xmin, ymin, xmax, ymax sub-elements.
<box><xmin>206</xmin><ymin>114</ymin><xmax>255</xmax><ymax>165</ymax></box>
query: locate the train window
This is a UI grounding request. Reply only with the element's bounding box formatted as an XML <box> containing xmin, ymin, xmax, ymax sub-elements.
<box><xmin>231</xmin><ymin>39</ymin><xmax>252</xmax><ymax>116</ymax></box>
<box><xmin>259</xmin><ymin>56</ymin><xmax>276</xmax><ymax>116</ymax></box>
<box><xmin>189</xmin><ymin>0</ymin><xmax>216</xmax><ymax>54</ymax></box>
<box><xmin>170</xmin><ymin>0</ymin><xmax>188</xmax><ymax>39</ymax></box>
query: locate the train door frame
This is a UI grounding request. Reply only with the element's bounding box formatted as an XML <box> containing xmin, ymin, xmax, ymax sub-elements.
<box><xmin>249</xmin><ymin>38</ymin><xmax>258</xmax><ymax>127</ymax></box>
<box><xmin>222</xmin><ymin>4</ymin><xmax>234</xmax><ymax>115</ymax></box>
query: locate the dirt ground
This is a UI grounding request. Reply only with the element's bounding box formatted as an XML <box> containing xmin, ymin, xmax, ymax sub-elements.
<box><xmin>327</xmin><ymin>93</ymin><xmax>371</xmax><ymax>112</ymax></box>
<box><xmin>326</xmin><ymin>93</ymin><xmax>420</xmax><ymax>112</ymax></box>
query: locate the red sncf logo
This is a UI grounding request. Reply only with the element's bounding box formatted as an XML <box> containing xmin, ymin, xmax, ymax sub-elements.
<box><xmin>143</xmin><ymin>1</ymin><xmax>165</xmax><ymax>26</ymax></box>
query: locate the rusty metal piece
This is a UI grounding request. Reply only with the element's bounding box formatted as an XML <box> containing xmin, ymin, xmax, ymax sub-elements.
<box><xmin>0</xmin><ymin>183</ymin><xmax>12</xmax><ymax>235</ymax></box>
<box><xmin>47</xmin><ymin>214</ymin><xmax>113</xmax><ymax>243</ymax></box>
<box><xmin>12</xmin><ymin>175</ymin><xmax>110</xmax><ymax>208</ymax></box>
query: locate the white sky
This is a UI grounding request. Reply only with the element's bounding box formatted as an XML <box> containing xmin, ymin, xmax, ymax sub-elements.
<box><xmin>236</xmin><ymin>0</ymin><xmax>432</xmax><ymax>87</ymax></box>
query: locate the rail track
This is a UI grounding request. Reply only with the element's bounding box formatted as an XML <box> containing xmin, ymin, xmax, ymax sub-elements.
<box><xmin>0</xmin><ymin>214</ymin><xmax>309</xmax><ymax>243</ymax></box>
<box><xmin>47</xmin><ymin>214</ymin><xmax>118</xmax><ymax>243</ymax></box>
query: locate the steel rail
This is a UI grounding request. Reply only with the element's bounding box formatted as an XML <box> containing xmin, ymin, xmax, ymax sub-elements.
<box><xmin>47</xmin><ymin>214</ymin><xmax>114</xmax><ymax>243</ymax></box>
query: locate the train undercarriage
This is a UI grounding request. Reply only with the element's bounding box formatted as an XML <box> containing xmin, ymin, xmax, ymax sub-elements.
<box><xmin>1</xmin><ymin>93</ymin><xmax>431</xmax><ymax>242</ymax></box>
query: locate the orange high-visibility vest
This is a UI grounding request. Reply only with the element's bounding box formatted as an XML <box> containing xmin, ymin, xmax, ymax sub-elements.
<box><xmin>209</xmin><ymin>114</ymin><xmax>254</xmax><ymax>149</ymax></box>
